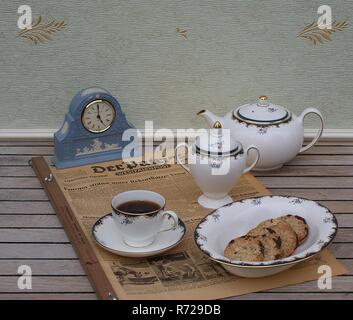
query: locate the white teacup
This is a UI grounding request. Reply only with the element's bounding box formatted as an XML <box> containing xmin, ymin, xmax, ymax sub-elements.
<box><xmin>111</xmin><ymin>190</ymin><xmax>179</xmax><ymax>248</ymax></box>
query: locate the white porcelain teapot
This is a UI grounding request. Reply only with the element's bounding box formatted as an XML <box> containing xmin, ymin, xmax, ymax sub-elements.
<box><xmin>198</xmin><ymin>96</ymin><xmax>324</xmax><ymax>171</ymax></box>
<box><xmin>175</xmin><ymin>125</ymin><xmax>259</xmax><ymax>209</ymax></box>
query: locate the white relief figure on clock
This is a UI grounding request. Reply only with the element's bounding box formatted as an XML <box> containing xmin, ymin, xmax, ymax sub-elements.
<box><xmin>75</xmin><ymin>138</ymin><xmax>119</xmax><ymax>156</ymax></box>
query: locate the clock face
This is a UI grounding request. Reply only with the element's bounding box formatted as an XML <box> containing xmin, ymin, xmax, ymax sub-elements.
<box><xmin>81</xmin><ymin>100</ymin><xmax>116</xmax><ymax>133</ymax></box>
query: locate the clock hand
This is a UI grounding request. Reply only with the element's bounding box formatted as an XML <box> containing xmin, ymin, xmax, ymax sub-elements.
<box><xmin>96</xmin><ymin>104</ymin><xmax>106</xmax><ymax>125</ymax></box>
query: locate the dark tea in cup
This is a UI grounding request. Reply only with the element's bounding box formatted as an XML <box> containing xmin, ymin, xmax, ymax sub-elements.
<box><xmin>116</xmin><ymin>200</ymin><xmax>161</xmax><ymax>214</ymax></box>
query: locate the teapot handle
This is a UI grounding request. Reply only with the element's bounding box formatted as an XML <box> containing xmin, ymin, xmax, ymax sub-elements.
<box><xmin>175</xmin><ymin>143</ymin><xmax>190</xmax><ymax>173</ymax></box>
<box><xmin>243</xmin><ymin>145</ymin><xmax>260</xmax><ymax>173</ymax></box>
<box><xmin>299</xmin><ymin>107</ymin><xmax>324</xmax><ymax>153</ymax></box>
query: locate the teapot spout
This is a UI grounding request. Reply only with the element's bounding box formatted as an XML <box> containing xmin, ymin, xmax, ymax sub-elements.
<box><xmin>197</xmin><ymin>109</ymin><xmax>223</xmax><ymax>128</ymax></box>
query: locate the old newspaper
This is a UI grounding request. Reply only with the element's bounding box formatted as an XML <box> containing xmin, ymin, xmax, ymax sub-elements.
<box><xmin>42</xmin><ymin>153</ymin><xmax>347</xmax><ymax>299</ymax></box>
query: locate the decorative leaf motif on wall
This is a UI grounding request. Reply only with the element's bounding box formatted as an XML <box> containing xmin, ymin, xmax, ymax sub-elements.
<box><xmin>17</xmin><ymin>16</ymin><xmax>67</xmax><ymax>45</ymax></box>
<box><xmin>176</xmin><ymin>27</ymin><xmax>188</xmax><ymax>39</ymax></box>
<box><xmin>298</xmin><ymin>20</ymin><xmax>347</xmax><ymax>45</ymax></box>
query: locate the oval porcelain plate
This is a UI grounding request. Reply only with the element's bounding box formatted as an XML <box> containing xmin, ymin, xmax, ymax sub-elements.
<box><xmin>194</xmin><ymin>196</ymin><xmax>337</xmax><ymax>277</ymax></box>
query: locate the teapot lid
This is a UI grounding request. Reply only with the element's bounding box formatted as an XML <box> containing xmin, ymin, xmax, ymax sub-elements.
<box><xmin>195</xmin><ymin>122</ymin><xmax>242</xmax><ymax>156</ymax></box>
<box><xmin>233</xmin><ymin>96</ymin><xmax>292</xmax><ymax>125</ymax></box>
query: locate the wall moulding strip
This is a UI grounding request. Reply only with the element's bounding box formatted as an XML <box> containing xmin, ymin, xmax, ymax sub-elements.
<box><xmin>0</xmin><ymin>128</ymin><xmax>353</xmax><ymax>141</ymax></box>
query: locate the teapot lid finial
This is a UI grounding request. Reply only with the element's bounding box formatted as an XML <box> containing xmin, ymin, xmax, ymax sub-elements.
<box><xmin>213</xmin><ymin>121</ymin><xmax>222</xmax><ymax>129</ymax></box>
<box><xmin>258</xmin><ymin>95</ymin><xmax>270</xmax><ymax>107</ymax></box>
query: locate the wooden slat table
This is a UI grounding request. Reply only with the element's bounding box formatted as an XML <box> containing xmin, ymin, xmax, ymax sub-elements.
<box><xmin>0</xmin><ymin>140</ymin><xmax>352</xmax><ymax>300</ymax></box>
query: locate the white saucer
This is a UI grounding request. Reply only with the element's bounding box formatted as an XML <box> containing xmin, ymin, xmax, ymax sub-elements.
<box><xmin>92</xmin><ymin>213</ymin><xmax>186</xmax><ymax>257</ymax></box>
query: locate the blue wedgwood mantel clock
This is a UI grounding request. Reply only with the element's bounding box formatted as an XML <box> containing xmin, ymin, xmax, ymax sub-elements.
<box><xmin>53</xmin><ymin>87</ymin><xmax>139</xmax><ymax>169</ymax></box>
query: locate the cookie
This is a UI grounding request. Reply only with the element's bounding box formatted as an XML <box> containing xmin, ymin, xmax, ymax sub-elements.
<box><xmin>224</xmin><ymin>235</ymin><xmax>264</xmax><ymax>262</ymax></box>
<box><xmin>257</xmin><ymin>233</ymin><xmax>282</xmax><ymax>261</ymax></box>
<box><xmin>279</xmin><ymin>215</ymin><xmax>308</xmax><ymax>244</ymax></box>
<box><xmin>248</xmin><ymin>218</ymin><xmax>280</xmax><ymax>236</ymax></box>
<box><xmin>248</xmin><ymin>220</ymin><xmax>298</xmax><ymax>258</ymax></box>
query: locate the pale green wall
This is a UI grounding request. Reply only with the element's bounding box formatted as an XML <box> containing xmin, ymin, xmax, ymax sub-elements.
<box><xmin>0</xmin><ymin>0</ymin><xmax>352</xmax><ymax>129</ymax></box>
